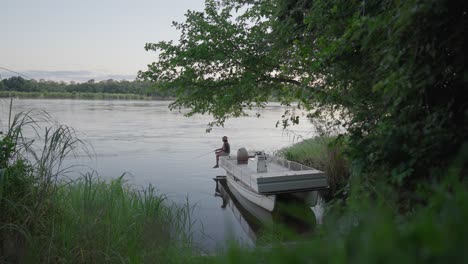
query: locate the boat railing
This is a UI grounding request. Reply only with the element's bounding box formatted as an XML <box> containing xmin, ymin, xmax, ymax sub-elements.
<box><xmin>267</xmin><ymin>155</ymin><xmax>314</xmax><ymax>171</ymax></box>
<box><xmin>221</xmin><ymin>155</ymin><xmax>318</xmax><ymax>189</ymax></box>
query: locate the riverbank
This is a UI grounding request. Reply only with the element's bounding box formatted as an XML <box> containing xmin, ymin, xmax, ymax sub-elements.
<box><xmin>0</xmin><ymin>91</ymin><xmax>173</xmax><ymax>100</ymax></box>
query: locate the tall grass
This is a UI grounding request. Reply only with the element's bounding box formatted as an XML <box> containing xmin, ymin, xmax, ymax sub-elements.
<box><xmin>0</xmin><ymin>108</ymin><xmax>81</xmax><ymax>262</ymax></box>
<box><xmin>26</xmin><ymin>174</ymin><xmax>197</xmax><ymax>263</ymax></box>
<box><xmin>0</xmin><ymin>107</ymin><xmax>196</xmax><ymax>263</ymax></box>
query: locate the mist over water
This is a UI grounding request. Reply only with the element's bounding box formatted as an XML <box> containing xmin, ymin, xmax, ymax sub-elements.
<box><xmin>0</xmin><ymin>98</ymin><xmax>316</xmax><ymax>251</ymax></box>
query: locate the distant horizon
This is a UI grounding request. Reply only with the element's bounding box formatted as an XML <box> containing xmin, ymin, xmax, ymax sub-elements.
<box><xmin>1</xmin><ymin>0</ymin><xmax>205</xmax><ymax>83</ymax></box>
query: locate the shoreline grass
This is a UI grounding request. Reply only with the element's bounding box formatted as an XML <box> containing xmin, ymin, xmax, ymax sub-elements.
<box><xmin>1</xmin><ymin>173</ymin><xmax>198</xmax><ymax>263</ymax></box>
<box><xmin>28</xmin><ymin>175</ymin><xmax>196</xmax><ymax>263</ymax></box>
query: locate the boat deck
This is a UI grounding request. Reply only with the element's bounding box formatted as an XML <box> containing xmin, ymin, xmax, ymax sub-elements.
<box><xmin>245</xmin><ymin>159</ymin><xmax>291</xmax><ymax>174</ymax></box>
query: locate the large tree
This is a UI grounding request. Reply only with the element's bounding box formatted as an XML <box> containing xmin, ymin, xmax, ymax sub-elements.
<box><xmin>139</xmin><ymin>0</ymin><xmax>319</xmax><ymax>127</ymax></box>
<box><xmin>140</xmin><ymin>0</ymin><xmax>467</xmax><ymax>200</ymax></box>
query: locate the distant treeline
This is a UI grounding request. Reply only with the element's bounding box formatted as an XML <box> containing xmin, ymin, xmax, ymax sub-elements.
<box><xmin>0</xmin><ymin>76</ymin><xmax>173</xmax><ymax>98</ymax></box>
<box><xmin>0</xmin><ymin>91</ymin><xmax>155</xmax><ymax>100</ymax></box>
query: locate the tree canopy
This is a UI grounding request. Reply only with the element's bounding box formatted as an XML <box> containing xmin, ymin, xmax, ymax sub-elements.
<box><xmin>140</xmin><ymin>0</ymin><xmax>467</xmax><ymax>200</ymax></box>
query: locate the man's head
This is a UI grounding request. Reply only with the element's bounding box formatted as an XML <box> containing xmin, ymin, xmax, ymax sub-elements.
<box><xmin>222</xmin><ymin>136</ymin><xmax>228</xmax><ymax>142</ymax></box>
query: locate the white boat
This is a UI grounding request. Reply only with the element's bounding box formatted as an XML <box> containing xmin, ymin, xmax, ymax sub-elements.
<box><xmin>214</xmin><ymin>175</ymin><xmax>271</xmax><ymax>241</ymax></box>
<box><xmin>219</xmin><ymin>151</ymin><xmax>328</xmax><ymax>212</ymax></box>
<box><xmin>214</xmin><ymin>175</ymin><xmax>317</xmax><ymax>241</ymax></box>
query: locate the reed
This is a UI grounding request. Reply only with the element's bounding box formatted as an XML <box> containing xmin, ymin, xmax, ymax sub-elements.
<box><xmin>26</xmin><ymin>174</ymin><xmax>197</xmax><ymax>263</ymax></box>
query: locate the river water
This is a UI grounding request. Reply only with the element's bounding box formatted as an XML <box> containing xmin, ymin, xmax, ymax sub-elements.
<box><xmin>0</xmin><ymin>99</ymin><xmax>317</xmax><ymax>252</ymax></box>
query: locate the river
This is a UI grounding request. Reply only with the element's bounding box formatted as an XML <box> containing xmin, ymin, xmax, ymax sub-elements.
<box><xmin>0</xmin><ymin>98</ymin><xmax>317</xmax><ymax>252</ymax></box>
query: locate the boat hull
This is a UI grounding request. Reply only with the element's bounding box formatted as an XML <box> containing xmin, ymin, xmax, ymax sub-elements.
<box><xmin>226</xmin><ymin>172</ymin><xmax>276</xmax><ymax>212</ymax></box>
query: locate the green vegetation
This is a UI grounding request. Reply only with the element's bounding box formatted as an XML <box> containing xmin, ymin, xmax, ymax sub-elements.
<box><xmin>0</xmin><ymin>77</ymin><xmax>173</xmax><ymax>99</ymax></box>
<box><xmin>0</xmin><ymin>110</ymin><xmax>196</xmax><ymax>263</ymax></box>
<box><xmin>41</xmin><ymin>176</ymin><xmax>195</xmax><ymax>263</ymax></box>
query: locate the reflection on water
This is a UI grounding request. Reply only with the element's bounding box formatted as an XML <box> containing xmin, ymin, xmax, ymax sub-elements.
<box><xmin>214</xmin><ymin>176</ymin><xmax>317</xmax><ymax>243</ymax></box>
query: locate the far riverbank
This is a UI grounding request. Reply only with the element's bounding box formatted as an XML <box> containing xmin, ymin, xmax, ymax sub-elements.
<box><xmin>0</xmin><ymin>91</ymin><xmax>173</xmax><ymax>100</ymax></box>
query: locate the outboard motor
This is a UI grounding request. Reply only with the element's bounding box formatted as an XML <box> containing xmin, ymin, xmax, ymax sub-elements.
<box><xmin>237</xmin><ymin>148</ymin><xmax>249</xmax><ymax>164</ymax></box>
<box><xmin>256</xmin><ymin>151</ymin><xmax>268</xmax><ymax>173</ymax></box>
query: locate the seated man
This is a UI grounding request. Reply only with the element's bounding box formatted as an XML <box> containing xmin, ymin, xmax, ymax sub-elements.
<box><xmin>213</xmin><ymin>136</ymin><xmax>230</xmax><ymax>168</ymax></box>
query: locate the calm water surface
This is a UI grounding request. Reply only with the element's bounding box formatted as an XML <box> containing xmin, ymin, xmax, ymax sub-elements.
<box><xmin>0</xmin><ymin>99</ymin><xmax>316</xmax><ymax>252</ymax></box>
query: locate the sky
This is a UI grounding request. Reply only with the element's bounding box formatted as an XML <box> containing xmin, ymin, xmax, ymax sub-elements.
<box><xmin>0</xmin><ymin>0</ymin><xmax>205</xmax><ymax>82</ymax></box>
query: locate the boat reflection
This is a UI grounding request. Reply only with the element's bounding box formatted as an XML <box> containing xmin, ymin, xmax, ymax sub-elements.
<box><xmin>214</xmin><ymin>176</ymin><xmax>316</xmax><ymax>242</ymax></box>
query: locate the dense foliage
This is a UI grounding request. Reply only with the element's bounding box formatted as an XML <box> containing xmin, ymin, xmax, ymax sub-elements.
<box><xmin>141</xmin><ymin>0</ymin><xmax>467</xmax><ymax>204</ymax></box>
<box><xmin>0</xmin><ymin>76</ymin><xmax>172</xmax><ymax>97</ymax></box>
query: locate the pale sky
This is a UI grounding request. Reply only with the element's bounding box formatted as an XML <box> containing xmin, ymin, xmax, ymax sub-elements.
<box><xmin>0</xmin><ymin>0</ymin><xmax>205</xmax><ymax>82</ymax></box>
